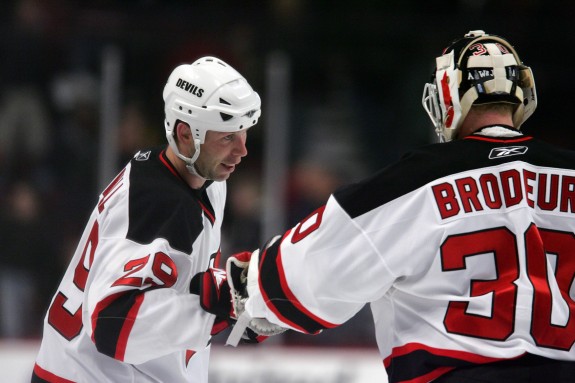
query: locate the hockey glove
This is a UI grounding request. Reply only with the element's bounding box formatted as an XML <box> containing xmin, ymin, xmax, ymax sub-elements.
<box><xmin>189</xmin><ymin>252</ymin><xmax>255</xmax><ymax>336</ymax></box>
<box><xmin>226</xmin><ymin>242</ymin><xmax>288</xmax><ymax>346</ymax></box>
<box><xmin>226</xmin><ymin>251</ymin><xmax>252</xmax><ymax>319</ymax></box>
<box><xmin>226</xmin><ymin>251</ymin><xmax>271</xmax><ymax>344</ymax></box>
<box><xmin>190</xmin><ymin>267</ymin><xmax>234</xmax><ymax>335</ymax></box>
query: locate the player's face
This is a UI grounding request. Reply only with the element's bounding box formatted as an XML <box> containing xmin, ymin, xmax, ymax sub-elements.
<box><xmin>194</xmin><ymin>130</ymin><xmax>248</xmax><ymax>181</ymax></box>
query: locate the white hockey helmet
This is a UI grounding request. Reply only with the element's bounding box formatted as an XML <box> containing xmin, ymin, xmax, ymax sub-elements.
<box><xmin>422</xmin><ymin>30</ymin><xmax>537</xmax><ymax>142</ymax></box>
<box><xmin>163</xmin><ymin>56</ymin><xmax>261</xmax><ymax>172</ymax></box>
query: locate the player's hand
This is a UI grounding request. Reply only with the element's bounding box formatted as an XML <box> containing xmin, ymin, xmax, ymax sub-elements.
<box><xmin>189</xmin><ymin>267</ymin><xmax>234</xmax><ymax>320</ymax></box>
<box><xmin>226</xmin><ymin>251</ymin><xmax>252</xmax><ymax>318</ymax></box>
<box><xmin>189</xmin><ymin>252</ymin><xmax>254</xmax><ymax>336</ymax></box>
<box><xmin>225</xmin><ymin>245</ymin><xmax>288</xmax><ymax>346</ymax></box>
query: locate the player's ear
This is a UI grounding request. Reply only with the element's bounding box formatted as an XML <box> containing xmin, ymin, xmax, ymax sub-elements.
<box><xmin>175</xmin><ymin>121</ymin><xmax>192</xmax><ymax>144</ymax></box>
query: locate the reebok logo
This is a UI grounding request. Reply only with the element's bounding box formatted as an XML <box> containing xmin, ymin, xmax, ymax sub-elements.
<box><xmin>488</xmin><ymin>146</ymin><xmax>528</xmax><ymax>159</ymax></box>
<box><xmin>134</xmin><ymin>150</ymin><xmax>151</xmax><ymax>161</ymax></box>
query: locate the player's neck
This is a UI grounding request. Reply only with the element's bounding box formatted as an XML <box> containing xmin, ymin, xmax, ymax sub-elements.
<box><xmin>165</xmin><ymin>146</ymin><xmax>206</xmax><ymax>189</ymax></box>
<box><xmin>458</xmin><ymin>109</ymin><xmax>515</xmax><ymax>139</ymax></box>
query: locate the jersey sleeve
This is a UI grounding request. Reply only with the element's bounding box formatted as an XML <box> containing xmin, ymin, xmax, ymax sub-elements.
<box><xmin>246</xmin><ymin>195</ymin><xmax>397</xmax><ymax>334</ymax></box>
<box><xmin>84</xmin><ymin>237</ymin><xmax>213</xmax><ymax>364</ymax></box>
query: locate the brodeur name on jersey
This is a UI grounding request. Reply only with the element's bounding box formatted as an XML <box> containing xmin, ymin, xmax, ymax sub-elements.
<box><xmin>245</xmin><ymin>126</ymin><xmax>575</xmax><ymax>383</ymax></box>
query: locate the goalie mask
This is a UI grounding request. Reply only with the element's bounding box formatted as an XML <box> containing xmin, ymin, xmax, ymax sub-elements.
<box><xmin>163</xmin><ymin>56</ymin><xmax>261</xmax><ymax>176</ymax></box>
<box><xmin>422</xmin><ymin>30</ymin><xmax>537</xmax><ymax>142</ymax></box>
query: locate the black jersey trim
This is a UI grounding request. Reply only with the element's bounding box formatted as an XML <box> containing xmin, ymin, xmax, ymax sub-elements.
<box><xmin>92</xmin><ymin>290</ymin><xmax>145</xmax><ymax>361</ymax></box>
<box><xmin>32</xmin><ymin>364</ymin><xmax>75</xmax><ymax>383</ymax></box>
<box><xmin>194</xmin><ymin>183</ymin><xmax>216</xmax><ymax>227</ymax></box>
<box><xmin>334</xmin><ymin>135</ymin><xmax>575</xmax><ymax>220</ymax></box>
<box><xmin>464</xmin><ymin>135</ymin><xmax>532</xmax><ymax>143</ymax></box>
<box><xmin>435</xmin><ymin>353</ymin><xmax>575</xmax><ymax>382</ymax></box>
<box><xmin>258</xmin><ymin>233</ymin><xmax>336</xmax><ymax>334</ymax></box>
<box><xmin>126</xmin><ymin>148</ymin><xmax>215</xmax><ymax>253</ymax></box>
<box><xmin>384</xmin><ymin>343</ymin><xmax>507</xmax><ymax>383</ymax></box>
<box><xmin>159</xmin><ymin>150</ymin><xmax>181</xmax><ymax>179</ymax></box>
<box><xmin>159</xmin><ymin>149</ymin><xmax>216</xmax><ymax>226</ymax></box>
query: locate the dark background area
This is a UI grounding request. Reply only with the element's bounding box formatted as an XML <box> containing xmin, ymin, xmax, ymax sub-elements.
<box><xmin>0</xmin><ymin>0</ymin><xmax>573</xmax><ymax>346</ymax></box>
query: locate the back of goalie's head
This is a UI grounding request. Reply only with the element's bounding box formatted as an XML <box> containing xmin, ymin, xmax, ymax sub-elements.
<box><xmin>422</xmin><ymin>30</ymin><xmax>537</xmax><ymax>142</ymax></box>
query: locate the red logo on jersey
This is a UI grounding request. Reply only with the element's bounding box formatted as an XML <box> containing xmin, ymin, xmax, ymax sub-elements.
<box><xmin>291</xmin><ymin>206</ymin><xmax>326</xmax><ymax>244</ymax></box>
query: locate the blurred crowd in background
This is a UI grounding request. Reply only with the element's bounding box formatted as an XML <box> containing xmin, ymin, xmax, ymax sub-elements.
<box><xmin>0</xmin><ymin>0</ymin><xmax>574</xmax><ymax>348</ymax></box>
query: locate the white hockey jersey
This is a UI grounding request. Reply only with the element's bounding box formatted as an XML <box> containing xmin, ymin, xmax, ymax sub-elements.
<box><xmin>245</xmin><ymin>127</ymin><xmax>575</xmax><ymax>382</ymax></box>
<box><xmin>33</xmin><ymin>147</ymin><xmax>225</xmax><ymax>383</ymax></box>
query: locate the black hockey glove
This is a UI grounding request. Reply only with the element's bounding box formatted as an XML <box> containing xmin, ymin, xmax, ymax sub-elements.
<box><xmin>190</xmin><ymin>251</ymin><xmax>284</xmax><ymax>343</ymax></box>
<box><xmin>189</xmin><ymin>252</ymin><xmax>252</xmax><ymax>336</ymax></box>
<box><xmin>190</xmin><ymin>267</ymin><xmax>234</xmax><ymax>335</ymax></box>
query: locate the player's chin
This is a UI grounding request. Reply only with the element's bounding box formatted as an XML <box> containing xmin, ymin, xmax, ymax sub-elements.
<box><xmin>213</xmin><ymin>164</ymin><xmax>235</xmax><ymax>181</ymax></box>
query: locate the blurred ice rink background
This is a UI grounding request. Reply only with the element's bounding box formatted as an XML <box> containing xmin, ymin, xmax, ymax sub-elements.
<box><xmin>1</xmin><ymin>342</ymin><xmax>388</xmax><ymax>383</ymax></box>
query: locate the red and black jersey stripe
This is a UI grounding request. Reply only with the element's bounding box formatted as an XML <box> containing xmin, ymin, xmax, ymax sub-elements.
<box><xmin>257</xmin><ymin>233</ymin><xmax>337</xmax><ymax>334</ymax></box>
<box><xmin>385</xmin><ymin>345</ymin><xmax>575</xmax><ymax>383</ymax></box>
<box><xmin>384</xmin><ymin>343</ymin><xmax>506</xmax><ymax>382</ymax></box>
<box><xmin>91</xmin><ymin>290</ymin><xmax>146</xmax><ymax>361</ymax></box>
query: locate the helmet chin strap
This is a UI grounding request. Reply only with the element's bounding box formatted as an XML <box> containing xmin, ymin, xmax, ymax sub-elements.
<box><xmin>175</xmin><ymin>138</ymin><xmax>212</xmax><ymax>181</ymax></box>
<box><xmin>165</xmin><ymin>122</ymin><xmax>214</xmax><ymax>182</ymax></box>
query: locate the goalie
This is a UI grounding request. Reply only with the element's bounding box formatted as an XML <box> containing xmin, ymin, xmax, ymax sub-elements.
<box><xmin>199</xmin><ymin>31</ymin><xmax>575</xmax><ymax>383</ymax></box>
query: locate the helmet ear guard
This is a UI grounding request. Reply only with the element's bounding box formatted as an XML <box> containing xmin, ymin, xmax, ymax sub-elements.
<box><xmin>422</xmin><ymin>30</ymin><xmax>537</xmax><ymax>142</ymax></box>
<box><xmin>514</xmin><ymin>65</ymin><xmax>537</xmax><ymax>127</ymax></box>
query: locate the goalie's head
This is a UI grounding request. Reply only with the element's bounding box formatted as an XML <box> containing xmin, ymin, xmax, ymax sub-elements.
<box><xmin>422</xmin><ymin>30</ymin><xmax>537</xmax><ymax>142</ymax></box>
<box><xmin>163</xmin><ymin>56</ymin><xmax>261</xmax><ymax>172</ymax></box>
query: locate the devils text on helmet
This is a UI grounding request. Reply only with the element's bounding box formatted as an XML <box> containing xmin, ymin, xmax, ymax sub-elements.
<box><xmin>176</xmin><ymin>78</ymin><xmax>204</xmax><ymax>97</ymax></box>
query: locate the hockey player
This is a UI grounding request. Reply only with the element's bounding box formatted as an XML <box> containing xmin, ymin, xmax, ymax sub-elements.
<box><xmin>32</xmin><ymin>57</ymin><xmax>262</xmax><ymax>383</ymax></box>
<box><xmin>223</xmin><ymin>31</ymin><xmax>575</xmax><ymax>382</ymax></box>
